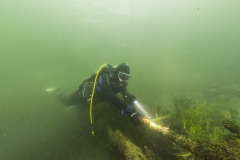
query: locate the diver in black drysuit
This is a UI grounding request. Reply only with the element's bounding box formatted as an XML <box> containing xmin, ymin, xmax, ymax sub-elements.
<box><xmin>54</xmin><ymin>63</ymin><xmax>143</xmax><ymax>125</ymax></box>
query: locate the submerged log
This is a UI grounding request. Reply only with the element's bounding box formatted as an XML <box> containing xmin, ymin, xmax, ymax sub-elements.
<box><xmin>107</xmin><ymin>128</ymin><xmax>156</xmax><ymax>160</ymax></box>
<box><xmin>142</xmin><ymin>119</ymin><xmax>240</xmax><ymax>160</ymax></box>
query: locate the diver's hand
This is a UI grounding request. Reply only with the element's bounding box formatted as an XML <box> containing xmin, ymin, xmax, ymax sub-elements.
<box><xmin>121</xmin><ymin>105</ymin><xmax>132</xmax><ymax>114</ymax></box>
<box><xmin>130</xmin><ymin>111</ymin><xmax>144</xmax><ymax>126</ymax></box>
<box><xmin>126</xmin><ymin>110</ymin><xmax>144</xmax><ymax>126</ymax></box>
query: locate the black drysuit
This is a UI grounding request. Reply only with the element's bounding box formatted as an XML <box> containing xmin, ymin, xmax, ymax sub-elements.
<box><xmin>56</xmin><ymin>72</ymin><xmax>131</xmax><ymax>111</ymax></box>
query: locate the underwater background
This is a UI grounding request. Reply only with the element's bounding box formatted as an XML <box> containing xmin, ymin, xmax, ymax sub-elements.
<box><xmin>0</xmin><ymin>0</ymin><xmax>240</xmax><ymax>159</ymax></box>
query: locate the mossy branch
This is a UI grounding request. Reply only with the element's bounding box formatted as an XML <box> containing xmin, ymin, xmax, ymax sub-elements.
<box><xmin>143</xmin><ymin>119</ymin><xmax>240</xmax><ymax>160</ymax></box>
<box><xmin>107</xmin><ymin>128</ymin><xmax>156</xmax><ymax>160</ymax></box>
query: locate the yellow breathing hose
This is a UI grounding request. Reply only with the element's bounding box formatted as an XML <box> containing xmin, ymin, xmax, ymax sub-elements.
<box><xmin>89</xmin><ymin>63</ymin><xmax>108</xmax><ymax>135</ymax></box>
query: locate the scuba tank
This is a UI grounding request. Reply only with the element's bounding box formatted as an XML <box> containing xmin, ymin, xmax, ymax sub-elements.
<box><xmin>80</xmin><ymin>64</ymin><xmax>116</xmax><ymax>101</ymax></box>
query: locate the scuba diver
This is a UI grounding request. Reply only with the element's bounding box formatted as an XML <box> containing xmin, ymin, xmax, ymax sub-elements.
<box><xmin>46</xmin><ymin>63</ymin><xmax>143</xmax><ymax>126</ymax></box>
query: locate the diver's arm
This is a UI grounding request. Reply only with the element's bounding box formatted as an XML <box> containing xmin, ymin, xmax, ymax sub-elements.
<box><xmin>121</xmin><ymin>91</ymin><xmax>137</xmax><ymax>105</ymax></box>
<box><xmin>99</xmin><ymin>73</ymin><xmax>128</xmax><ymax>110</ymax></box>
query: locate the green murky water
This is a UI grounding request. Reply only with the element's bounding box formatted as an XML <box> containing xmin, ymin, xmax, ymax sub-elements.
<box><xmin>0</xmin><ymin>0</ymin><xmax>240</xmax><ymax>159</ymax></box>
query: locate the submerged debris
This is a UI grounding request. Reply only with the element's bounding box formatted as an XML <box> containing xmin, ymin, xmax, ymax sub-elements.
<box><xmin>107</xmin><ymin>128</ymin><xmax>150</xmax><ymax>160</ymax></box>
<box><xmin>143</xmin><ymin>118</ymin><xmax>240</xmax><ymax>160</ymax></box>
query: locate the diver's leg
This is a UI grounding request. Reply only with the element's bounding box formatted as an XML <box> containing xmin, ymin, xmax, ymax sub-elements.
<box><xmin>56</xmin><ymin>89</ymin><xmax>83</xmax><ymax>106</ymax></box>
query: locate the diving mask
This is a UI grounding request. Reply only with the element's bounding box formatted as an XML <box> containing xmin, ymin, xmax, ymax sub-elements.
<box><xmin>118</xmin><ymin>71</ymin><xmax>131</xmax><ymax>81</ymax></box>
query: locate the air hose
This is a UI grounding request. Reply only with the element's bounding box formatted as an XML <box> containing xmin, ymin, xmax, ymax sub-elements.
<box><xmin>89</xmin><ymin>63</ymin><xmax>108</xmax><ymax>135</ymax></box>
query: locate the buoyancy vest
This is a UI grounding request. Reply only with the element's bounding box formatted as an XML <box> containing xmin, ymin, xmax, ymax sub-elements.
<box><xmin>80</xmin><ymin>64</ymin><xmax>126</xmax><ymax>100</ymax></box>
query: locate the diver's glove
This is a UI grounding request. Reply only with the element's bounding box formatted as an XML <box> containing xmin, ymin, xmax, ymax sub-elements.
<box><xmin>121</xmin><ymin>105</ymin><xmax>132</xmax><ymax>114</ymax></box>
<box><xmin>125</xmin><ymin>109</ymin><xmax>144</xmax><ymax>126</ymax></box>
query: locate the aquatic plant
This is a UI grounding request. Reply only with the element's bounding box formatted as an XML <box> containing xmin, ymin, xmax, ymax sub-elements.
<box><xmin>172</xmin><ymin>95</ymin><xmax>193</xmax><ymax>118</ymax></box>
<box><xmin>169</xmin><ymin>97</ymin><xmax>228</xmax><ymax>143</ymax></box>
<box><xmin>182</xmin><ymin>103</ymin><xmax>207</xmax><ymax>139</ymax></box>
<box><xmin>174</xmin><ymin>151</ymin><xmax>194</xmax><ymax>160</ymax></box>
